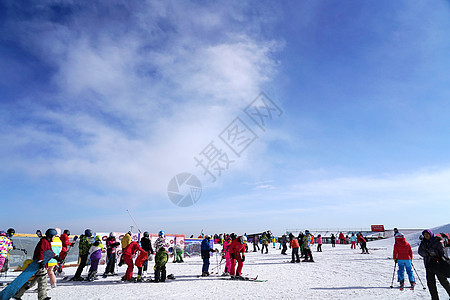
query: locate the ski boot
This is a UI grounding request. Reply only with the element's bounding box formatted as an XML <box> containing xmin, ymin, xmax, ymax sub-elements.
<box><xmin>410</xmin><ymin>281</ymin><xmax>416</xmax><ymax>290</ymax></box>
<box><xmin>399</xmin><ymin>280</ymin><xmax>404</xmax><ymax>290</ymax></box>
<box><xmin>136</xmin><ymin>275</ymin><xmax>143</xmax><ymax>282</ymax></box>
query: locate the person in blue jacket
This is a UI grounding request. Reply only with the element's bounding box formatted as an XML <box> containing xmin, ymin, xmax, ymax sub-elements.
<box><xmin>201</xmin><ymin>235</ymin><xmax>217</xmax><ymax>276</ymax></box>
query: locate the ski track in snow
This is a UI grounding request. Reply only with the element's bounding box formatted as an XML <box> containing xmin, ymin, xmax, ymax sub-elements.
<box><xmin>4</xmin><ymin>226</ymin><xmax>450</xmax><ymax>300</ymax></box>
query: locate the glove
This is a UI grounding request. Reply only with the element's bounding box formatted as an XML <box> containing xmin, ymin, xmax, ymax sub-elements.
<box><xmin>70</xmin><ymin>243</ymin><xmax>75</xmax><ymax>247</ymax></box>
<box><xmin>241</xmin><ymin>255</ymin><xmax>245</xmax><ymax>262</ymax></box>
<box><xmin>54</xmin><ymin>256</ymin><xmax>63</xmax><ymax>263</ymax></box>
<box><xmin>38</xmin><ymin>260</ymin><xmax>45</xmax><ymax>269</ymax></box>
<box><xmin>393</xmin><ymin>259</ymin><xmax>397</xmax><ymax>263</ymax></box>
<box><xmin>230</xmin><ymin>253</ymin><xmax>236</xmax><ymax>260</ymax></box>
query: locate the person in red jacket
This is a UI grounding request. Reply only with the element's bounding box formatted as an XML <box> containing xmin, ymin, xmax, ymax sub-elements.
<box><xmin>229</xmin><ymin>235</ymin><xmax>246</xmax><ymax>278</ymax></box>
<box><xmin>122</xmin><ymin>241</ymin><xmax>146</xmax><ymax>281</ymax></box>
<box><xmin>357</xmin><ymin>232</ymin><xmax>369</xmax><ymax>254</ymax></box>
<box><xmin>393</xmin><ymin>233</ymin><xmax>415</xmax><ymax>289</ymax></box>
<box><xmin>14</xmin><ymin>228</ymin><xmax>58</xmax><ymax>300</ymax></box>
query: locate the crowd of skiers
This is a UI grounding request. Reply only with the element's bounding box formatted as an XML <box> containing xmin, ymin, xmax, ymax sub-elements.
<box><xmin>2</xmin><ymin>227</ymin><xmax>450</xmax><ymax>300</ymax></box>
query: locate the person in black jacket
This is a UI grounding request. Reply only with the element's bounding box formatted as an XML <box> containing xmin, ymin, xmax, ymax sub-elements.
<box><xmin>137</xmin><ymin>231</ymin><xmax>154</xmax><ymax>280</ymax></box>
<box><xmin>418</xmin><ymin>229</ymin><xmax>450</xmax><ymax>300</ymax></box>
<box><xmin>281</xmin><ymin>234</ymin><xmax>288</xmax><ymax>255</ymax></box>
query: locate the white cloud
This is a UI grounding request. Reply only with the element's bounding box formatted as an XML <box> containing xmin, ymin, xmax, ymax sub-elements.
<box><xmin>0</xmin><ymin>1</ymin><xmax>283</xmax><ymax>206</ymax></box>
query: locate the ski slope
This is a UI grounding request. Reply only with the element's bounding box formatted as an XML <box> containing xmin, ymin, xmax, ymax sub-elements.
<box><xmin>3</xmin><ymin>224</ymin><xmax>450</xmax><ymax>300</ymax></box>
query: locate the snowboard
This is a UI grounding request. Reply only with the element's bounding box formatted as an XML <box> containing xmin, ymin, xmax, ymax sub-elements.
<box><xmin>56</xmin><ymin>235</ymin><xmax>78</xmax><ymax>274</ymax></box>
<box><xmin>0</xmin><ymin>250</ymin><xmax>54</xmax><ymax>300</ymax></box>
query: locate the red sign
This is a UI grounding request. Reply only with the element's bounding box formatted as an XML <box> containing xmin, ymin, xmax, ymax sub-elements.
<box><xmin>371</xmin><ymin>225</ymin><xmax>385</xmax><ymax>232</ymax></box>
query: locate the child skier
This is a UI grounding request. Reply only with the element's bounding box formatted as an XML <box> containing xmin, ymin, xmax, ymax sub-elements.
<box><xmin>47</xmin><ymin>228</ymin><xmax>62</xmax><ymax>288</ymax></box>
<box><xmin>135</xmin><ymin>249</ymin><xmax>149</xmax><ymax>282</ymax></box>
<box><xmin>173</xmin><ymin>244</ymin><xmax>184</xmax><ymax>263</ymax></box>
<box><xmin>393</xmin><ymin>233</ymin><xmax>415</xmax><ymax>289</ymax></box>
<box><xmin>154</xmin><ymin>247</ymin><xmax>169</xmax><ymax>282</ymax></box>
<box><xmin>87</xmin><ymin>235</ymin><xmax>104</xmax><ymax>281</ymax></box>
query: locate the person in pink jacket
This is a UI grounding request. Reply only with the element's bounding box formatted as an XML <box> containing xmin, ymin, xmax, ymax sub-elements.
<box><xmin>316</xmin><ymin>234</ymin><xmax>323</xmax><ymax>252</ymax></box>
<box><xmin>222</xmin><ymin>236</ymin><xmax>232</xmax><ymax>275</ymax></box>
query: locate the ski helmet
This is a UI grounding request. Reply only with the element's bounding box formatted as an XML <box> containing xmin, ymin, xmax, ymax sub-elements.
<box><xmin>205</xmin><ymin>235</ymin><xmax>211</xmax><ymax>240</ymax></box>
<box><xmin>230</xmin><ymin>233</ymin><xmax>237</xmax><ymax>240</ymax></box>
<box><xmin>239</xmin><ymin>236</ymin><xmax>247</xmax><ymax>244</ymax></box>
<box><xmin>45</xmin><ymin>228</ymin><xmax>57</xmax><ymax>238</ymax></box>
<box><xmin>85</xmin><ymin>229</ymin><xmax>93</xmax><ymax>237</ymax></box>
<box><xmin>95</xmin><ymin>235</ymin><xmax>102</xmax><ymax>242</ymax></box>
<box><xmin>158</xmin><ymin>230</ymin><xmax>165</xmax><ymax>237</ymax></box>
<box><xmin>63</xmin><ymin>229</ymin><xmax>70</xmax><ymax>235</ymax></box>
<box><xmin>7</xmin><ymin>228</ymin><xmax>15</xmax><ymax>237</ymax></box>
<box><xmin>0</xmin><ymin>231</ymin><xmax>6</xmax><ymax>236</ymax></box>
<box><xmin>143</xmin><ymin>232</ymin><xmax>149</xmax><ymax>238</ymax></box>
<box><xmin>109</xmin><ymin>232</ymin><xmax>115</xmax><ymax>238</ymax></box>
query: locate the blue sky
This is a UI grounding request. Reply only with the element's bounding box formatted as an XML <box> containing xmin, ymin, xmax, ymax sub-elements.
<box><xmin>1</xmin><ymin>1</ymin><xmax>450</xmax><ymax>236</ymax></box>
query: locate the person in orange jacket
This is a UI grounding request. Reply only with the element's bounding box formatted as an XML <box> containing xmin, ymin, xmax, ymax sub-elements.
<box><xmin>122</xmin><ymin>241</ymin><xmax>146</xmax><ymax>281</ymax></box>
<box><xmin>229</xmin><ymin>234</ymin><xmax>247</xmax><ymax>278</ymax></box>
<box><xmin>289</xmin><ymin>233</ymin><xmax>300</xmax><ymax>263</ymax></box>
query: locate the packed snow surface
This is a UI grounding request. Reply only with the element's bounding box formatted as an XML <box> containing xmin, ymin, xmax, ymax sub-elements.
<box><xmin>4</xmin><ymin>237</ymin><xmax>450</xmax><ymax>300</ymax></box>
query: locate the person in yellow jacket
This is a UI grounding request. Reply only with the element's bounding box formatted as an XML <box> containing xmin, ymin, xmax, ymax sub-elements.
<box><xmin>118</xmin><ymin>231</ymin><xmax>132</xmax><ymax>266</ymax></box>
<box><xmin>47</xmin><ymin>228</ymin><xmax>62</xmax><ymax>288</ymax></box>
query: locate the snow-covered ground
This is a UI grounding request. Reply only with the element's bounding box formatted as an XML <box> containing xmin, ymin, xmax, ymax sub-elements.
<box><xmin>4</xmin><ymin>241</ymin><xmax>450</xmax><ymax>299</ymax></box>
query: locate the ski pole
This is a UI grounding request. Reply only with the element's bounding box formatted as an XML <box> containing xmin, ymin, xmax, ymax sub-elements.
<box><xmin>390</xmin><ymin>261</ymin><xmax>397</xmax><ymax>288</ymax></box>
<box><xmin>411</xmin><ymin>261</ymin><xmax>426</xmax><ymax>290</ymax></box>
<box><xmin>126</xmin><ymin>209</ymin><xmax>142</xmax><ymax>233</ymax></box>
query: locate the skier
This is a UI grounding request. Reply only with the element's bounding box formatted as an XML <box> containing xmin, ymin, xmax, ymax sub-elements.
<box><xmin>289</xmin><ymin>233</ymin><xmax>300</xmax><ymax>263</ymax></box>
<box><xmin>418</xmin><ymin>229</ymin><xmax>450</xmax><ymax>300</ymax></box>
<box><xmin>272</xmin><ymin>236</ymin><xmax>276</xmax><ymax>248</ymax></box>
<box><xmin>87</xmin><ymin>235</ymin><xmax>103</xmax><ymax>281</ymax></box>
<box><xmin>135</xmin><ymin>249</ymin><xmax>149</xmax><ymax>282</ymax></box>
<box><xmin>350</xmin><ymin>233</ymin><xmax>357</xmax><ymax>249</ymax></box>
<box><xmin>72</xmin><ymin>229</ymin><xmax>93</xmax><ymax>281</ymax></box>
<box><xmin>222</xmin><ymin>235</ymin><xmax>232</xmax><ymax>275</ymax></box>
<box><xmin>260</xmin><ymin>233</ymin><xmax>269</xmax><ymax>254</ymax></box>
<box><xmin>302</xmin><ymin>230</ymin><xmax>314</xmax><ymax>262</ymax></box>
<box><xmin>118</xmin><ymin>231</ymin><xmax>132</xmax><ymax>267</ymax></box>
<box><xmin>122</xmin><ymin>241</ymin><xmax>145</xmax><ymax>281</ymax></box>
<box><xmin>393</xmin><ymin>233</ymin><xmax>415</xmax><ymax>289</ymax></box>
<box><xmin>253</xmin><ymin>234</ymin><xmax>260</xmax><ymax>252</ymax></box>
<box><xmin>201</xmin><ymin>235</ymin><xmax>217</xmax><ymax>276</ymax></box>
<box><xmin>281</xmin><ymin>234</ymin><xmax>288</xmax><ymax>255</ymax></box>
<box><xmin>47</xmin><ymin>228</ymin><xmax>62</xmax><ymax>288</ymax></box>
<box><xmin>357</xmin><ymin>232</ymin><xmax>369</xmax><ymax>254</ymax></box>
<box><xmin>137</xmin><ymin>232</ymin><xmax>154</xmax><ymax>280</ymax></box>
<box><xmin>14</xmin><ymin>228</ymin><xmax>59</xmax><ymax>300</ymax></box>
<box><xmin>229</xmin><ymin>235</ymin><xmax>247</xmax><ymax>278</ymax></box>
<box><xmin>154</xmin><ymin>246</ymin><xmax>169</xmax><ymax>282</ymax></box>
<box><xmin>0</xmin><ymin>231</ymin><xmax>13</xmax><ymax>272</ymax></box>
<box><xmin>316</xmin><ymin>234</ymin><xmax>323</xmax><ymax>252</ymax></box>
<box><xmin>103</xmin><ymin>232</ymin><xmax>120</xmax><ymax>276</ymax></box>
<box><xmin>173</xmin><ymin>244</ymin><xmax>184</xmax><ymax>263</ymax></box>
<box><xmin>330</xmin><ymin>233</ymin><xmax>336</xmax><ymax>248</ymax></box>
<box><xmin>58</xmin><ymin>229</ymin><xmax>74</xmax><ymax>262</ymax></box>
<box><xmin>154</xmin><ymin>230</ymin><xmax>169</xmax><ymax>251</ymax></box>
